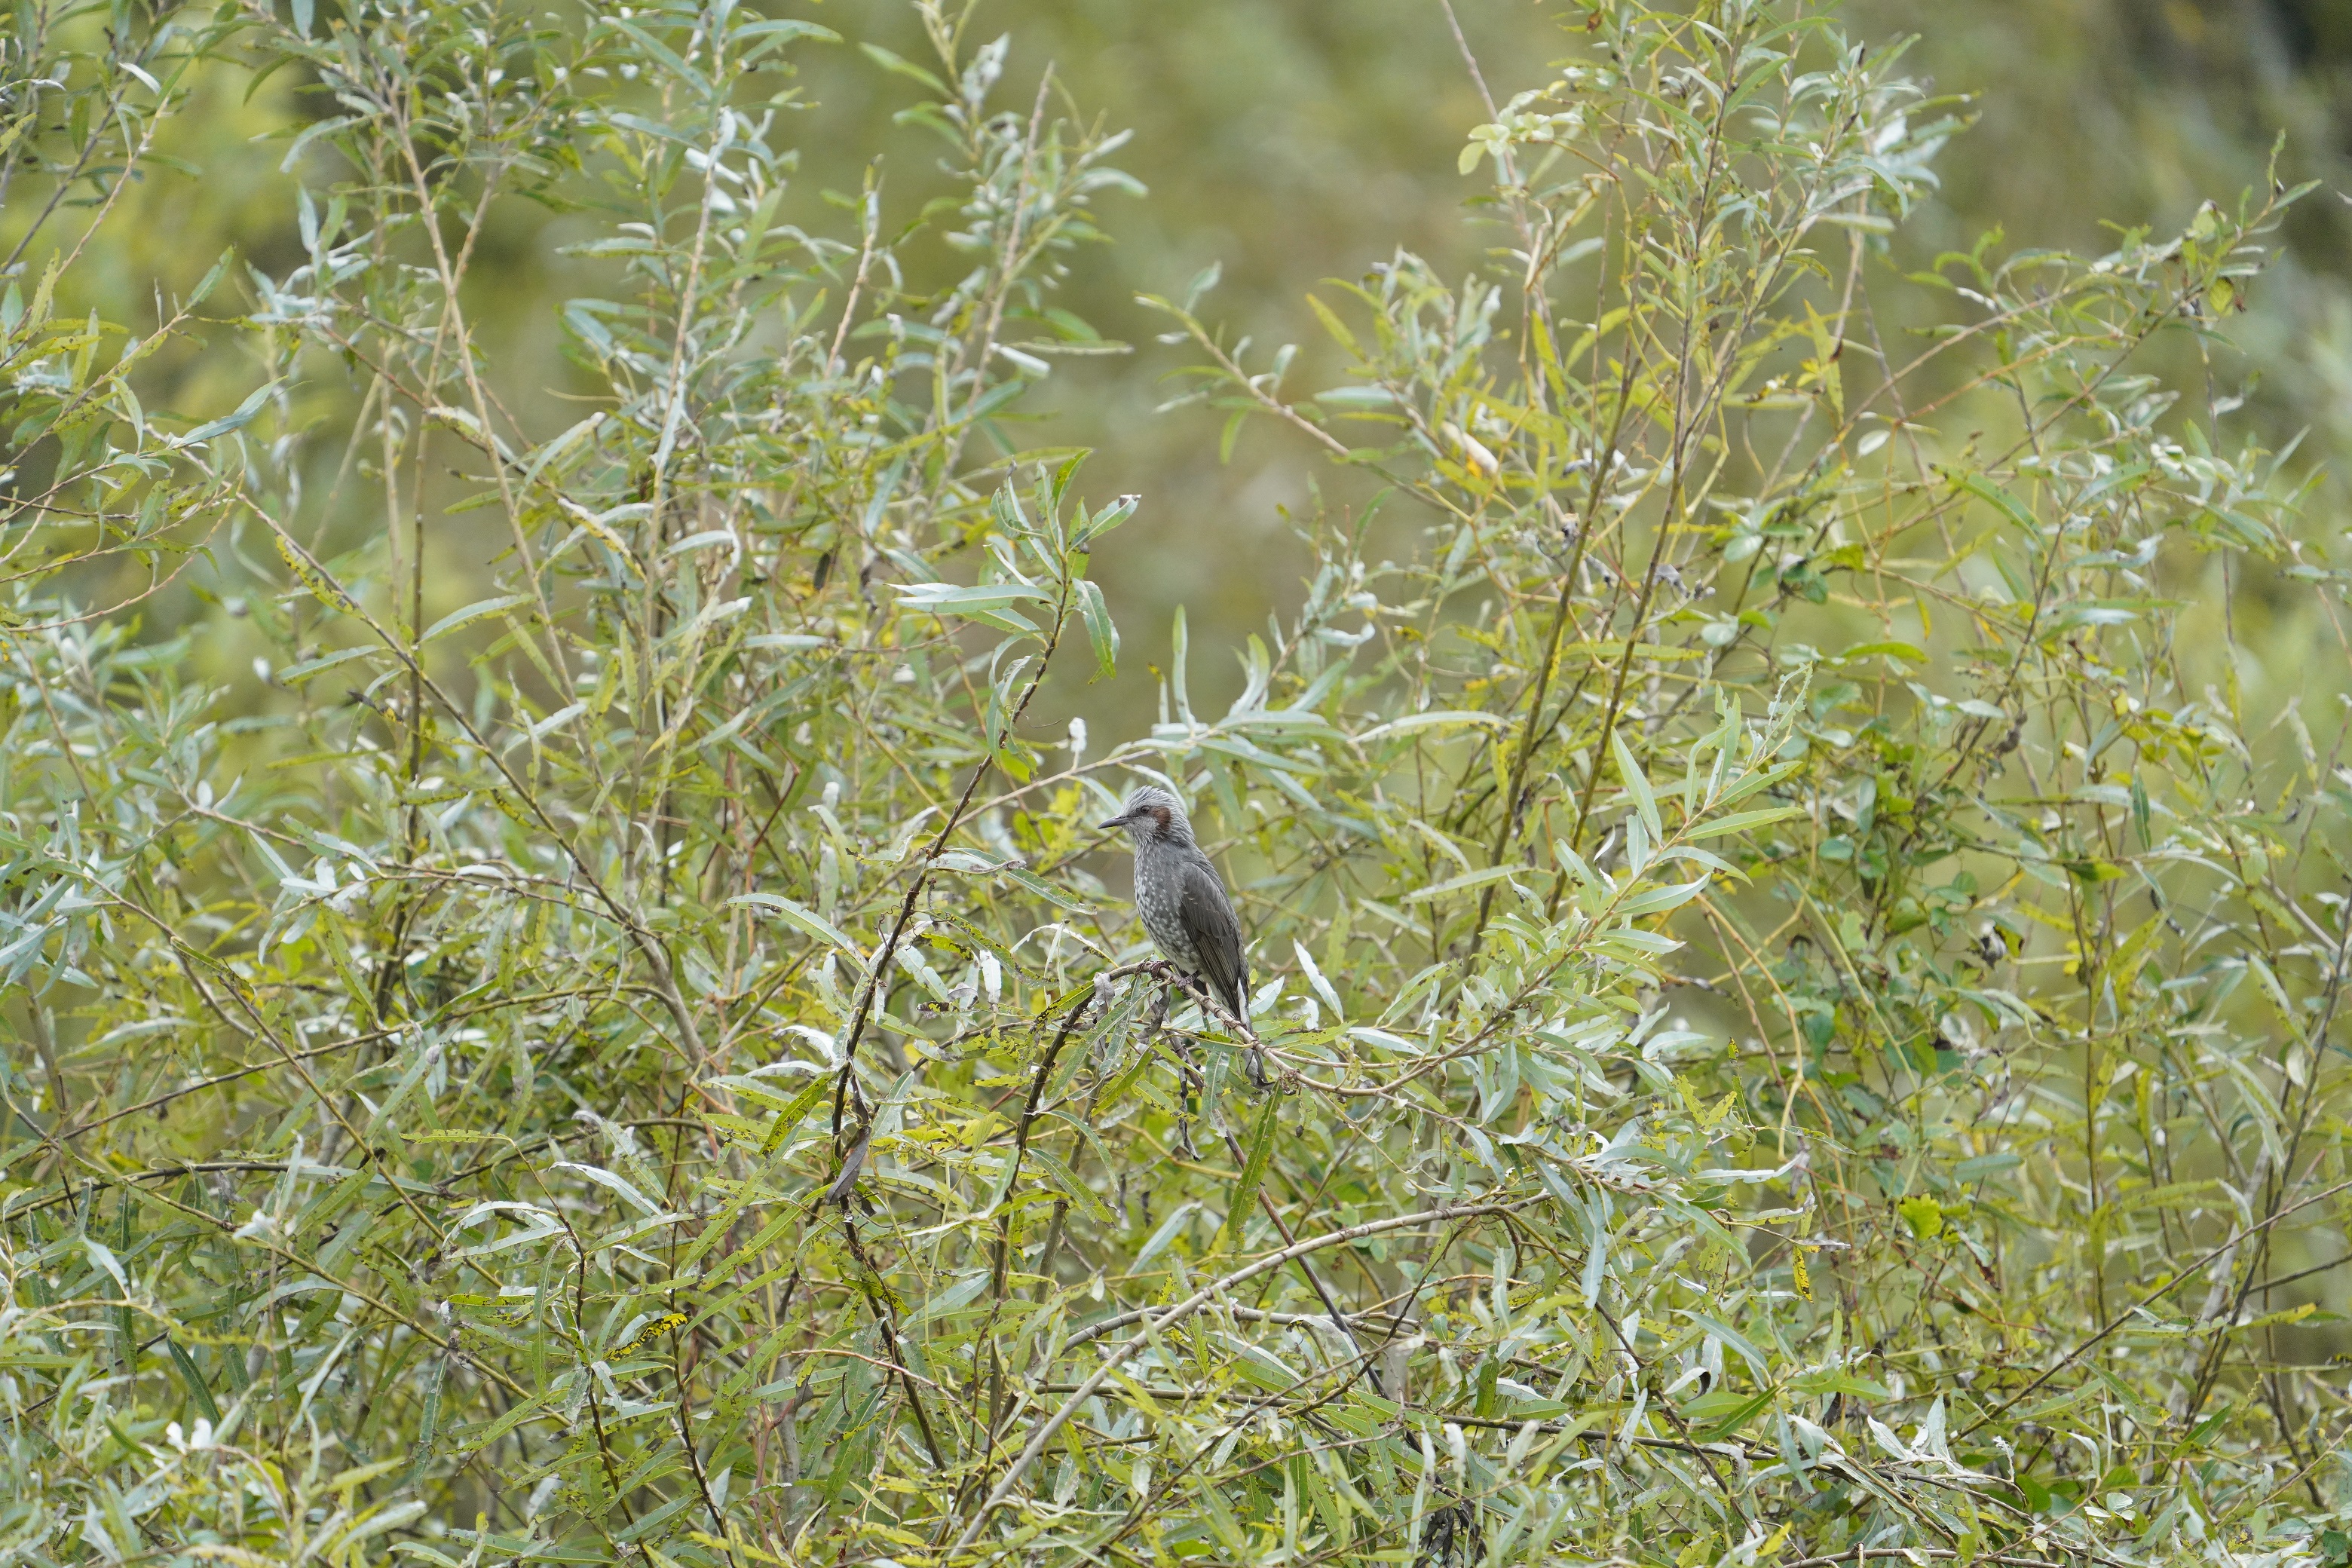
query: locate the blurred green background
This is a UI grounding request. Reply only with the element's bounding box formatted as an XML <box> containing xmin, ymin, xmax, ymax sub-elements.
<box><xmin>38</xmin><ymin>0</ymin><xmax>2352</xmax><ymax>731</ymax></box>
<box><xmin>824</xmin><ymin>0</ymin><xmax>2352</xmax><ymax>734</ymax></box>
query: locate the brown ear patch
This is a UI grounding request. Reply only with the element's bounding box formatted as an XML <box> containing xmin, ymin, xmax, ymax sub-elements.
<box><xmin>1150</xmin><ymin>804</ymin><xmax>1172</xmax><ymax>838</ymax></box>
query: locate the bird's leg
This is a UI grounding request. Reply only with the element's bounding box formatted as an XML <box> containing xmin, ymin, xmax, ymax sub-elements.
<box><xmin>1155</xmin><ymin>966</ymin><xmax>1268</xmax><ymax>1092</ymax></box>
<box><xmin>1134</xmin><ymin>969</ymin><xmax>1192</xmax><ymax>1150</ymax></box>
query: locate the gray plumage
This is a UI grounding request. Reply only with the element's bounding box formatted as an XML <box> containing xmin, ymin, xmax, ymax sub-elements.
<box><xmin>1100</xmin><ymin>786</ymin><xmax>1249</xmax><ymax>1022</ymax></box>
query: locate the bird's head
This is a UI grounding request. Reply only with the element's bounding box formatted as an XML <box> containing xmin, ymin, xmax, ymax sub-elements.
<box><xmin>1098</xmin><ymin>785</ymin><xmax>1191</xmax><ymax>846</ymax></box>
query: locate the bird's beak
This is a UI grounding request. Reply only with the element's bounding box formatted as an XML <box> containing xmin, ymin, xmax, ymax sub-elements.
<box><xmin>1098</xmin><ymin>811</ymin><xmax>1133</xmax><ymax>831</ymax></box>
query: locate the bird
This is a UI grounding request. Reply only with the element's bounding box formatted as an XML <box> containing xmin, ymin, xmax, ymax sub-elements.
<box><xmin>1098</xmin><ymin>785</ymin><xmax>1251</xmax><ymax>1030</ymax></box>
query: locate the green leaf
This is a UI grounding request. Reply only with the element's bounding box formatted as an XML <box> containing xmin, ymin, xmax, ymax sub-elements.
<box><xmin>1076</xmin><ymin>577</ymin><xmax>1118</xmax><ymax>679</ymax></box>
<box><xmin>1001</xmin><ymin>865</ymin><xmax>1087</xmax><ymax>910</ymax></box>
<box><xmin>173</xmin><ymin>378</ymin><xmax>280</xmax><ymax>448</ymax></box>
<box><xmin>729</xmin><ymin>893</ymin><xmax>865</xmax><ymax>963</ymax></box>
<box><xmin>893</xmin><ymin>580</ymin><xmax>1052</xmax><ymax>633</ymax></box>
<box><xmin>270</xmin><ymin>531</ymin><xmax>360</xmax><ymax>614</ymax></box>
<box><xmin>1683</xmin><ymin>806</ymin><xmax>1802</xmax><ymax>839</ymax></box>
<box><xmin>276</xmin><ymin>646</ymin><xmax>383</xmax><ymax>684</ymax></box>
<box><xmin>736</xmin><ymin>17</ymin><xmax>840</xmax><ymax>63</ymax></box>
<box><xmin>1401</xmin><ymin>865</ymin><xmax>1525</xmax><ymax>904</ymax></box>
<box><xmin>421</xmin><ymin>594</ymin><xmax>529</xmax><ymax>646</ymax></box>
<box><xmin>1306</xmin><ymin>292</ymin><xmax>1361</xmax><ymax>359</ymax></box>
<box><xmin>1214</xmin><ymin>1095</ymin><xmax>1281</xmax><ymax>1254</ymax></box>
<box><xmin>1838</xmin><ymin>640</ymin><xmax>1928</xmax><ymax>665</ymax></box>
<box><xmin>1612</xmin><ymin>732</ymin><xmax>1661</xmax><ymax>841</ymax></box>
<box><xmin>167</xmin><ymin>1339</ymin><xmax>220</xmax><ymax>1423</ymax></box>
<box><xmin>756</xmin><ymin>1075</ymin><xmax>834</xmax><ymax>1155</ymax></box>
<box><xmin>859</xmin><ymin>41</ymin><xmax>946</xmax><ymax>93</ymax></box>
<box><xmin>1609</xmin><ymin>877</ymin><xmax>1707</xmax><ymax>917</ymax></box>
<box><xmin>1071</xmin><ymin>494</ymin><xmax>1138</xmax><ymax>550</ymax></box>
<box><xmin>1683</xmin><ymin>1386</ymin><xmax>1773</xmax><ymax>1439</ymax></box>
<box><xmin>1960</xmin><ymin>473</ymin><xmax>2039</xmax><ymax>532</ymax></box>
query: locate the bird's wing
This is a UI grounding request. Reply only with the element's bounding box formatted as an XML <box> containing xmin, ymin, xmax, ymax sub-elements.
<box><xmin>1178</xmin><ymin>853</ymin><xmax>1249</xmax><ymax>1021</ymax></box>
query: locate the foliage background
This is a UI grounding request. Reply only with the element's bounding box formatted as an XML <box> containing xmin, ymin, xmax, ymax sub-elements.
<box><xmin>10</xmin><ymin>0</ymin><xmax>2352</xmax><ymax>1566</ymax></box>
<box><xmin>33</xmin><ymin>0</ymin><xmax>2352</xmax><ymax>727</ymax></box>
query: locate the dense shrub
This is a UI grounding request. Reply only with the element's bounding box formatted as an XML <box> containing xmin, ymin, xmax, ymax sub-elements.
<box><xmin>2</xmin><ymin>1</ymin><xmax>2349</xmax><ymax>1564</ymax></box>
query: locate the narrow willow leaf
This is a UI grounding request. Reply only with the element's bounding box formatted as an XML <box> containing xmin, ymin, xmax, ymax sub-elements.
<box><xmin>1611</xmin><ymin>732</ymin><xmax>1661</xmax><ymax>841</ymax></box>
<box><xmin>1214</xmin><ymin>1096</ymin><xmax>1281</xmax><ymax>1254</ymax></box>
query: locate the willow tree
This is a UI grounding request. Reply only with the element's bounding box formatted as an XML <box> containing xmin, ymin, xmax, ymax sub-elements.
<box><xmin>1</xmin><ymin>1</ymin><xmax>2346</xmax><ymax>1566</ymax></box>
